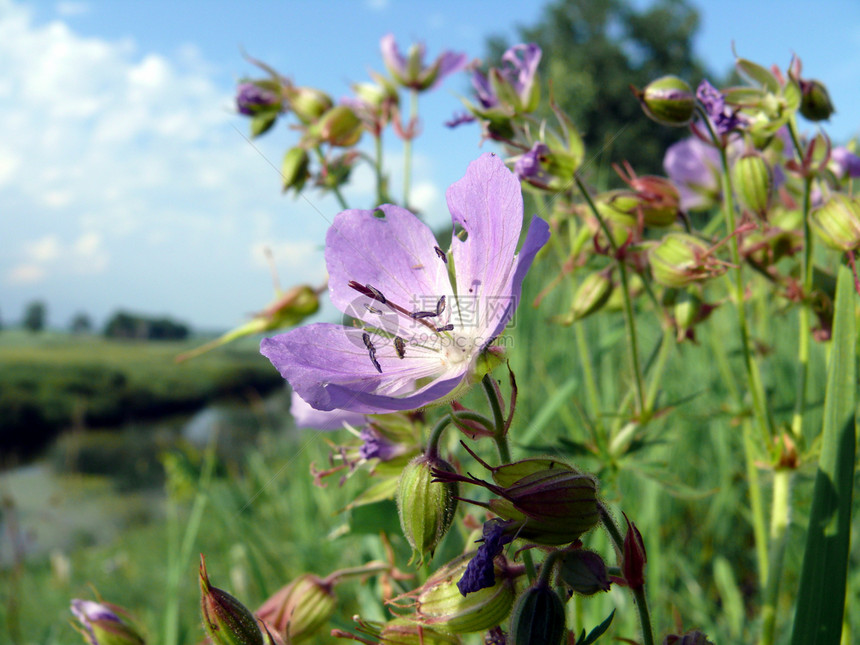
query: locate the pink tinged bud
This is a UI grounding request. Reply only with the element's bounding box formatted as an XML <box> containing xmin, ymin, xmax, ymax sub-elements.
<box><xmin>375</xmin><ymin>618</ymin><xmax>461</xmax><ymax>644</ymax></box>
<box><xmin>509</xmin><ymin>582</ymin><xmax>567</xmax><ymax>645</ymax></box>
<box><xmin>567</xmin><ymin>271</ymin><xmax>614</xmax><ymax>323</ymax></box>
<box><xmin>649</xmin><ymin>233</ymin><xmax>726</xmax><ymax>288</ymax></box>
<box><xmin>558</xmin><ymin>549</ymin><xmax>611</xmax><ymax>596</ymax></box>
<box><xmin>621</xmin><ymin>514</ymin><xmax>647</xmax><ymax>590</ymax></box>
<box><xmin>199</xmin><ymin>556</ymin><xmax>264</xmax><ymax>645</ymax></box>
<box><xmin>396</xmin><ymin>454</ymin><xmax>459</xmax><ymax>562</ymax></box>
<box><xmin>70</xmin><ymin>599</ymin><xmax>145</xmax><ymax>645</ymax></box>
<box><xmin>255</xmin><ymin>574</ymin><xmax>336</xmax><ymax>644</ymax></box>
<box><xmin>732</xmin><ymin>153</ymin><xmax>773</xmax><ymax>217</ymax></box>
<box><xmin>309</xmin><ymin>105</ymin><xmax>363</xmax><ymax>147</ymax></box>
<box><xmin>810</xmin><ymin>194</ymin><xmax>860</xmax><ymax>252</ymax></box>
<box><xmin>636</xmin><ymin>75</ymin><xmax>695</xmax><ymax>127</ymax></box>
<box><xmin>799</xmin><ymin>78</ymin><xmax>835</xmax><ymax>122</ymax></box>
<box><xmin>287</xmin><ymin>87</ymin><xmax>333</xmax><ymax>124</ymax></box>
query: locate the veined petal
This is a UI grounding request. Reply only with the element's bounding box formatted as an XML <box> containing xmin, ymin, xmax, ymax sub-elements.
<box><xmin>380</xmin><ymin>33</ymin><xmax>406</xmax><ymax>80</ymax></box>
<box><xmin>326</xmin><ymin>204</ymin><xmax>451</xmax><ymax>329</ymax></box>
<box><xmin>262</xmin><ymin>323</ymin><xmax>463</xmax><ymax>413</ymax></box>
<box><xmin>446</xmin><ymin>153</ymin><xmax>546</xmax><ymax>338</ymax></box>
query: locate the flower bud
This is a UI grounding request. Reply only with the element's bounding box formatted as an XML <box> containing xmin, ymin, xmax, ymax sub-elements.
<box><xmin>281</xmin><ymin>147</ymin><xmax>310</xmax><ymax>194</ymax></box>
<box><xmin>308</xmin><ymin>105</ymin><xmax>363</xmax><ymax>147</ymax></box>
<box><xmin>397</xmin><ymin>454</ymin><xmax>458</xmax><ymax>561</ymax></box>
<box><xmin>635</xmin><ymin>75</ymin><xmax>695</xmax><ymax>127</ymax></box>
<box><xmin>621</xmin><ymin>514</ymin><xmax>647</xmax><ymax>590</ymax></box>
<box><xmin>70</xmin><ymin>599</ymin><xmax>146</xmax><ymax>645</ymax></box>
<box><xmin>613</xmin><ymin>164</ymin><xmax>681</xmax><ymax>227</ymax></box>
<box><xmin>799</xmin><ymin>79</ymin><xmax>835</xmax><ymax>122</ymax></box>
<box><xmin>287</xmin><ymin>87</ymin><xmax>333</xmax><ymax>123</ymax></box>
<box><xmin>199</xmin><ymin>556</ymin><xmax>264</xmax><ymax>645</ymax></box>
<box><xmin>810</xmin><ymin>194</ymin><xmax>860</xmax><ymax>251</ymax></box>
<box><xmin>732</xmin><ymin>153</ymin><xmax>772</xmax><ymax>217</ymax></box>
<box><xmin>649</xmin><ymin>233</ymin><xmax>725</xmax><ymax>288</ymax></box>
<box><xmin>509</xmin><ymin>583</ymin><xmax>566</xmax><ymax>645</ymax></box>
<box><xmin>567</xmin><ymin>271</ymin><xmax>613</xmax><ymax>323</ymax></box>
<box><xmin>378</xmin><ymin>618</ymin><xmax>461</xmax><ymax>644</ymax></box>
<box><xmin>400</xmin><ymin>552</ymin><xmax>515</xmax><ymax>634</ymax></box>
<box><xmin>236</xmin><ymin>82</ymin><xmax>281</xmax><ymax>116</ymax></box>
<box><xmin>256</xmin><ymin>574</ymin><xmax>336</xmax><ymax>644</ymax></box>
<box><xmin>557</xmin><ymin>549</ymin><xmax>611</xmax><ymax>596</ymax></box>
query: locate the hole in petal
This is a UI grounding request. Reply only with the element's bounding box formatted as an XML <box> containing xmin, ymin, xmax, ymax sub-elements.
<box><xmin>453</xmin><ymin>223</ymin><xmax>468</xmax><ymax>242</ymax></box>
<box><xmin>372</xmin><ymin>208</ymin><xmax>386</xmax><ymax>219</ymax></box>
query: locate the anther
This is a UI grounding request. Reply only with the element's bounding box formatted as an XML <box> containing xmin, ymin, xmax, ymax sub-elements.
<box><xmin>368</xmin><ymin>347</ymin><xmax>382</xmax><ymax>373</ymax></box>
<box><xmin>348</xmin><ymin>280</ymin><xmax>387</xmax><ymax>304</ymax></box>
<box><xmin>410</xmin><ymin>310</ymin><xmax>437</xmax><ymax>320</ymax></box>
<box><xmin>362</xmin><ymin>332</ymin><xmax>375</xmax><ymax>350</ymax></box>
<box><xmin>394</xmin><ymin>336</ymin><xmax>406</xmax><ymax>358</ymax></box>
<box><xmin>434</xmin><ymin>246</ymin><xmax>447</xmax><ymax>263</ymax></box>
<box><xmin>436</xmin><ymin>295</ymin><xmax>446</xmax><ymax>316</ymax></box>
<box><xmin>435</xmin><ymin>324</ymin><xmax>454</xmax><ymax>332</ymax></box>
<box><xmin>364</xmin><ymin>304</ymin><xmax>382</xmax><ymax>314</ymax></box>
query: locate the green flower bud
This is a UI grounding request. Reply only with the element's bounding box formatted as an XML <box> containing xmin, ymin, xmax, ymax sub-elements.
<box><xmin>308</xmin><ymin>105</ymin><xmax>363</xmax><ymax>147</ymax></box>
<box><xmin>649</xmin><ymin>233</ymin><xmax>725</xmax><ymax>288</ymax></box>
<box><xmin>674</xmin><ymin>291</ymin><xmax>702</xmax><ymax>341</ymax></box>
<box><xmin>799</xmin><ymin>79</ymin><xmax>835</xmax><ymax>122</ymax></box>
<box><xmin>256</xmin><ymin>574</ymin><xmax>336</xmax><ymax>644</ymax></box>
<box><xmin>199</xmin><ymin>556</ymin><xmax>264</xmax><ymax>645</ymax></box>
<box><xmin>378</xmin><ymin>618</ymin><xmax>461</xmax><ymax>644</ymax></box>
<box><xmin>564</xmin><ymin>271</ymin><xmax>613</xmax><ymax>324</ymax></box>
<box><xmin>403</xmin><ymin>552</ymin><xmax>515</xmax><ymax>634</ymax></box>
<box><xmin>636</xmin><ymin>75</ymin><xmax>695</xmax><ymax>127</ymax></box>
<box><xmin>71</xmin><ymin>599</ymin><xmax>146</xmax><ymax>645</ymax></box>
<box><xmin>397</xmin><ymin>454</ymin><xmax>458</xmax><ymax>562</ymax></box>
<box><xmin>509</xmin><ymin>583</ymin><xmax>566</xmax><ymax>645</ymax></box>
<box><xmin>732</xmin><ymin>153</ymin><xmax>772</xmax><ymax>217</ymax></box>
<box><xmin>810</xmin><ymin>194</ymin><xmax>860</xmax><ymax>251</ymax></box>
<box><xmin>287</xmin><ymin>87</ymin><xmax>333</xmax><ymax>123</ymax></box>
<box><xmin>281</xmin><ymin>147</ymin><xmax>310</xmax><ymax>194</ymax></box>
<box><xmin>558</xmin><ymin>549</ymin><xmax>611</xmax><ymax>596</ymax></box>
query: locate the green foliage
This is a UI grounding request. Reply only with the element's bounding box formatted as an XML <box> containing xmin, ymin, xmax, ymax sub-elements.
<box><xmin>23</xmin><ymin>299</ymin><xmax>47</xmax><ymax>332</ymax></box>
<box><xmin>490</xmin><ymin>0</ymin><xmax>709</xmax><ymax>176</ymax></box>
<box><xmin>104</xmin><ymin>310</ymin><xmax>190</xmax><ymax>341</ymax></box>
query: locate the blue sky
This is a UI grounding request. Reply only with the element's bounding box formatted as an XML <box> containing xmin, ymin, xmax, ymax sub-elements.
<box><xmin>2</xmin><ymin>0</ymin><xmax>859</xmax><ymax>331</ymax></box>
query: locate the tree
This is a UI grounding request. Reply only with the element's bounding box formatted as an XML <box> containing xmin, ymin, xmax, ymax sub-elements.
<box><xmin>70</xmin><ymin>312</ymin><xmax>93</xmax><ymax>334</ymax></box>
<box><xmin>490</xmin><ymin>0</ymin><xmax>710</xmax><ymax>176</ymax></box>
<box><xmin>103</xmin><ymin>310</ymin><xmax>190</xmax><ymax>341</ymax></box>
<box><xmin>23</xmin><ymin>300</ymin><xmax>46</xmax><ymax>332</ymax></box>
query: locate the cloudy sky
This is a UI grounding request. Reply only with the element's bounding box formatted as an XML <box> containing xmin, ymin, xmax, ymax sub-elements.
<box><xmin>2</xmin><ymin>0</ymin><xmax>858</xmax><ymax>331</ymax></box>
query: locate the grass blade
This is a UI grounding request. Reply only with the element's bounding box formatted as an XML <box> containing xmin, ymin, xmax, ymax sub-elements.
<box><xmin>789</xmin><ymin>265</ymin><xmax>856</xmax><ymax>645</ymax></box>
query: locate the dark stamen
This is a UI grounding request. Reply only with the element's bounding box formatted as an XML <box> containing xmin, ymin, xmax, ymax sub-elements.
<box><xmin>411</xmin><ymin>310</ymin><xmax>437</xmax><ymax>320</ymax></box>
<box><xmin>348</xmin><ymin>280</ymin><xmax>387</xmax><ymax>304</ymax></box>
<box><xmin>436</xmin><ymin>324</ymin><xmax>454</xmax><ymax>332</ymax></box>
<box><xmin>362</xmin><ymin>332</ymin><xmax>374</xmax><ymax>350</ymax></box>
<box><xmin>434</xmin><ymin>246</ymin><xmax>447</xmax><ymax>263</ymax></box>
<box><xmin>368</xmin><ymin>347</ymin><xmax>382</xmax><ymax>373</ymax></box>
<box><xmin>394</xmin><ymin>337</ymin><xmax>406</xmax><ymax>358</ymax></box>
<box><xmin>436</xmin><ymin>295</ymin><xmax>446</xmax><ymax>316</ymax></box>
<box><xmin>364</xmin><ymin>304</ymin><xmax>381</xmax><ymax>314</ymax></box>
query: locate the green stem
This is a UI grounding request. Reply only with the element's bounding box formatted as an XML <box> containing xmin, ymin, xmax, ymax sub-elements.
<box><xmin>403</xmin><ymin>89</ymin><xmax>418</xmax><ymax>208</ymax></box>
<box><xmin>482</xmin><ymin>374</ymin><xmax>511</xmax><ymax>463</ymax></box>
<box><xmin>314</xmin><ymin>146</ymin><xmax>349</xmax><ymax>210</ymax></box>
<box><xmin>426</xmin><ymin>413</ymin><xmax>454</xmax><ymax>458</ymax></box>
<box><xmin>743</xmin><ymin>419</ymin><xmax>769</xmax><ymax>588</ymax></box>
<box><xmin>575</xmin><ymin>322</ymin><xmax>605</xmax><ymax>446</ymax></box>
<box><xmin>598</xmin><ymin>504</ymin><xmax>654</xmax><ymax>645</ymax></box>
<box><xmin>760</xmin><ymin>469</ymin><xmax>793</xmax><ymax>645</ymax></box>
<box><xmin>574</xmin><ymin>175</ymin><xmax>646</xmax><ymax>417</ymax></box>
<box><xmin>374</xmin><ymin>133</ymin><xmax>385</xmax><ymax>205</ymax></box>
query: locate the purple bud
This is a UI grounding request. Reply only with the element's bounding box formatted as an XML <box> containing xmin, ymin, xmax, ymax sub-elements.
<box><xmin>831</xmin><ymin>147</ymin><xmax>860</xmax><ymax>179</ymax></box>
<box><xmin>71</xmin><ymin>599</ymin><xmax>145</xmax><ymax>645</ymax></box>
<box><xmin>514</xmin><ymin>142</ymin><xmax>550</xmax><ymax>181</ymax></box>
<box><xmin>696</xmin><ymin>79</ymin><xmax>745</xmax><ymax>135</ymax></box>
<box><xmin>236</xmin><ymin>82</ymin><xmax>279</xmax><ymax>116</ymax></box>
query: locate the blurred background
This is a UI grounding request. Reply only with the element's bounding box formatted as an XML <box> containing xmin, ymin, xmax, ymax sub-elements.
<box><xmin>1</xmin><ymin>0</ymin><xmax>858</xmax><ymax>642</ymax></box>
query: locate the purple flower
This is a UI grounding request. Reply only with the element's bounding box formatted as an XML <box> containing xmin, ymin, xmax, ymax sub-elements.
<box><xmin>291</xmin><ymin>390</ymin><xmax>365</xmax><ymax>431</ymax></box>
<box><xmin>380</xmin><ymin>34</ymin><xmax>466</xmax><ymax>91</ymax></box>
<box><xmin>235</xmin><ymin>82</ymin><xmax>280</xmax><ymax>116</ymax></box>
<box><xmin>514</xmin><ymin>142</ymin><xmax>550</xmax><ymax>183</ymax></box>
<box><xmin>663</xmin><ymin>137</ymin><xmax>721</xmax><ymax>211</ymax></box>
<box><xmin>457</xmin><ymin>519</ymin><xmax>514</xmax><ymax>595</ymax></box>
<box><xmin>71</xmin><ymin>599</ymin><xmax>144</xmax><ymax>645</ymax></box>
<box><xmin>696</xmin><ymin>79</ymin><xmax>744</xmax><ymax>135</ymax></box>
<box><xmin>358</xmin><ymin>427</ymin><xmax>402</xmax><ymax>461</ymax></box>
<box><xmin>472</xmin><ymin>43</ymin><xmax>542</xmax><ymax>110</ymax></box>
<box><xmin>261</xmin><ymin>153</ymin><xmax>550</xmax><ymax>414</ymax></box>
<box><xmin>830</xmin><ymin>146</ymin><xmax>860</xmax><ymax>179</ymax></box>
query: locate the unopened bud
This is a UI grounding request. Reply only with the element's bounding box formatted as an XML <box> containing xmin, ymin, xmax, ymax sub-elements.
<box><xmin>287</xmin><ymin>87</ymin><xmax>333</xmax><ymax>123</ymax></box>
<box><xmin>509</xmin><ymin>582</ymin><xmax>566</xmax><ymax>645</ymax></box>
<box><xmin>732</xmin><ymin>153</ymin><xmax>772</xmax><ymax>217</ymax></box>
<box><xmin>308</xmin><ymin>105</ymin><xmax>363</xmax><ymax>147</ymax></box>
<box><xmin>558</xmin><ymin>549</ymin><xmax>611</xmax><ymax>596</ymax></box>
<box><xmin>378</xmin><ymin>618</ymin><xmax>461</xmax><ymax>644</ymax></box>
<box><xmin>402</xmin><ymin>552</ymin><xmax>515</xmax><ymax>634</ymax></box>
<box><xmin>256</xmin><ymin>574</ymin><xmax>336</xmax><ymax>644</ymax></box>
<box><xmin>621</xmin><ymin>514</ymin><xmax>647</xmax><ymax>590</ymax></box>
<box><xmin>281</xmin><ymin>147</ymin><xmax>310</xmax><ymax>193</ymax></box>
<box><xmin>397</xmin><ymin>454</ymin><xmax>458</xmax><ymax>562</ymax></box>
<box><xmin>649</xmin><ymin>233</ymin><xmax>725</xmax><ymax>288</ymax></box>
<box><xmin>70</xmin><ymin>599</ymin><xmax>145</xmax><ymax>645</ymax></box>
<box><xmin>568</xmin><ymin>271</ymin><xmax>613</xmax><ymax>322</ymax></box>
<box><xmin>810</xmin><ymin>194</ymin><xmax>860</xmax><ymax>251</ymax></box>
<box><xmin>636</xmin><ymin>76</ymin><xmax>695</xmax><ymax>127</ymax></box>
<box><xmin>799</xmin><ymin>79</ymin><xmax>835</xmax><ymax>122</ymax></box>
<box><xmin>199</xmin><ymin>556</ymin><xmax>264</xmax><ymax>645</ymax></box>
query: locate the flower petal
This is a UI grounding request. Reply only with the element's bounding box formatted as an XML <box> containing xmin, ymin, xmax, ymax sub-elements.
<box><xmin>380</xmin><ymin>33</ymin><xmax>406</xmax><ymax>79</ymax></box>
<box><xmin>326</xmin><ymin>204</ymin><xmax>451</xmax><ymax>330</ymax></box>
<box><xmin>290</xmin><ymin>390</ymin><xmax>365</xmax><ymax>431</ymax></box>
<box><xmin>261</xmin><ymin>323</ymin><xmax>463</xmax><ymax>413</ymax></box>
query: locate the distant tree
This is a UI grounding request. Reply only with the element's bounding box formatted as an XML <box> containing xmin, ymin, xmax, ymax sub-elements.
<box><xmin>489</xmin><ymin>0</ymin><xmax>710</xmax><ymax>176</ymax></box>
<box><xmin>23</xmin><ymin>300</ymin><xmax>47</xmax><ymax>333</ymax></box>
<box><xmin>70</xmin><ymin>312</ymin><xmax>93</xmax><ymax>334</ymax></box>
<box><xmin>103</xmin><ymin>310</ymin><xmax>190</xmax><ymax>341</ymax></box>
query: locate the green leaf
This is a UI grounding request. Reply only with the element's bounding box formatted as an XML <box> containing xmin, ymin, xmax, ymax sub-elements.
<box><xmin>250</xmin><ymin>112</ymin><xmax>277</xmax><ymax>138</ymax></box>
<box><xmin>576</xmin><ymin>609</ymin><xmax>615</xmax><ymax>645</ymax></box>
<box><xmin>735</xmin><ymin>57</ymin><xmax>780</xmax><ymax>94</ymax></box>
<box><xmin>789</xmin><ymin>265</ymin><xmax>856</xmax><ymax>645</ymax></box>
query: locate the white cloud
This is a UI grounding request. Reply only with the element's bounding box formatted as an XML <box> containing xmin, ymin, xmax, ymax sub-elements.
<box><xmin>26</xmin><ymin>236</ymin><xmax>61</xmax><ymax>263</ymax></box>
<box><xmin>55</xmin><ymin>1</ymin><xmax>90</xmax><ymax>17</ymax></box>
<box><xmin>365</xmin><ymin>0</ymin><xmax>389</xmax><ymax>11</ymax></box>
<box><xmin>6</xmin><ymin>264</ymin><xmax>46</xmax><ymax>285</ymax></box>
